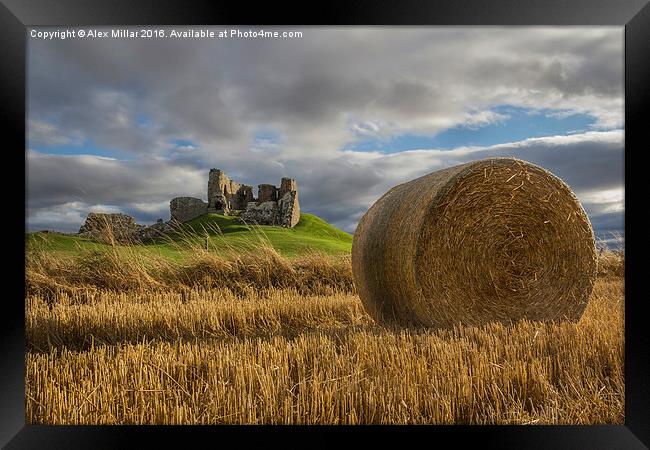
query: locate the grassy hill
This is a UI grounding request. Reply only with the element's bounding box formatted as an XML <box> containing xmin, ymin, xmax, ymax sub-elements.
<box><xmin>26</xmin><ymin>213</ymin><xmax>353</xmax><ymax>259</ymax></box>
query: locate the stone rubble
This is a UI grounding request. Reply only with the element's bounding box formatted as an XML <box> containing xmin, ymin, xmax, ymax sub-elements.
<box><xmin>78</xmin><ymin>212</ymin><xmax>143</xmax><ymax>243</ymax></box>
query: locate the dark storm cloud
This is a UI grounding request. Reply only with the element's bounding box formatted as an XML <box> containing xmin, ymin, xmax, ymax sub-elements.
<box><xmin>28</xmin><ymin>34</ymin><xmax>241</xmax><ymax>152</ymax></box>
<box><xmin>28</xmin><ymin>27</ymin><xmax>623</xmax><ymax>155</ymax></box>
<box><xmin>454</xmin><ymin>134</ymin><xmax>624</xmax><ymax>192</ymax></box>
<box><xmin>26</xmin><ymin>151</ymin><xmax>205</xmax><ymax>210</ymax></box>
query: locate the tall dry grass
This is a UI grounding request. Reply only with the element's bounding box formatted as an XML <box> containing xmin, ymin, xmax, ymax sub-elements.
<box><xmin>26</xmin><ymin>240</ymin><xmax>354</xmax><ymax>299</ymax></box>
<box><xmin>25</xmin><ymin>248</ymin><xmax>624</xmax><ymax>425</ymax></box>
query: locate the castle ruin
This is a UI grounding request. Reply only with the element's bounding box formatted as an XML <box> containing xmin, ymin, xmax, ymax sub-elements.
<box><xmin>170</xmin><ymin>169</ymin><xmax>300</xmax><ymax>227</ymax></box>
<box><xmin>77</xmin><ymin>169</ymin><xmax>300</xmax><ymax>243</ymax></box>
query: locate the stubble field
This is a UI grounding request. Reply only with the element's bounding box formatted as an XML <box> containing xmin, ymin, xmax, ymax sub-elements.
<box><xmin>25</xmin><ymin>243</ymin><xmax>624</xmax><ymax>425</ymax></box>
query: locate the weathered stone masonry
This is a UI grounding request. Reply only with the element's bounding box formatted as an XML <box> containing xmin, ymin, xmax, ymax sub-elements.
<box><xmin>170</xmin><ymin>197</ymin><xmax>208</xmax><ymax>223</ymax></box>
<box><xmin>206</xmin><ymin>169</ymin><xmax>254</xmax><ymax>214</ymax></box>
<box><xmin>173</xmin><ymin>169</ymin><xmax>300</xmax><ymax>227</ymax></box>
<box><xmin>78</xmin><ymin>212</ymin><xmax>142</xmax><ymax>242</ymax></box>
<box><xmin>78</xmin><ymin>212</ymin><xmax>175</xmax><ymax>244</ymax></box>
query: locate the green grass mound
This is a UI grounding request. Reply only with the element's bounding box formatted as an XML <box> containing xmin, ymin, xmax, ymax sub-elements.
<box><xmin>26</xmin><ymin>213</ymin><xmax>352</xmax><ymax>259</ymax></box>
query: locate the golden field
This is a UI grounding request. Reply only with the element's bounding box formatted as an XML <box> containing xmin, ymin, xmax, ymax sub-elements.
<box><xmin>25</xmin><ymin>244</ymin><xmax>624</xmax><ymax>425</ymax></box>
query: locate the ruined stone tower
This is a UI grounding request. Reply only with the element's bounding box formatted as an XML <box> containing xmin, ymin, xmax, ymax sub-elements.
<box><xmin>170</xmin><ymin>169</ymin><xmax>300</xmax><ymax>227</ymax></box>
<box><xmin>207</xmin><ymin>169</ymin><xmax>254</xmax><ymax>214</ymax></box>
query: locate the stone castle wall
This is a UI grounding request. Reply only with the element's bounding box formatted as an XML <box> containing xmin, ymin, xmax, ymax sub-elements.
<box><xmin>257</xmin><ymin>184</ymin><xmax>278</xmax><ymax>203</ymax></box>
<box><xmin>170</xmin><ymin>197</ymin><xmax>208</xmax><ymax>223</ymax></box>
<box><xmin>277</xmin><ymin>190</ymin><xmax>300</xmax><ymax>227</ymax></box>
<box><xmin>207</xmin><ymin>169</ymin><xmax>256</xmax><ymax>213</ymax></box>
<box><xmin>175</xmin><ymin>168</ymin><xmax>300</xmax><ymax>227</ymax></box>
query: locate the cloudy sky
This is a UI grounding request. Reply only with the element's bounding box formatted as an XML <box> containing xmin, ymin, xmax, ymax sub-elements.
<box><xmin>27</xmin><ymin>26</ymin><xmax>624</xmax><ymax>245</ymax></box>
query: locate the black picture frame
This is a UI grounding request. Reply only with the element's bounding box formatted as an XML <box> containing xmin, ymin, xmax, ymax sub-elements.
<box><xmin>1</xmin><ymin>0</ymin><xmax>647</xmax><ymax>447</ymax></box>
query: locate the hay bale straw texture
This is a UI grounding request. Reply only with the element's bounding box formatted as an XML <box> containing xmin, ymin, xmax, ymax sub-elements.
<box><xmin>352</xmin><ymin>158</ymin><xmax>598</xmax><ymax>328</ymax></box>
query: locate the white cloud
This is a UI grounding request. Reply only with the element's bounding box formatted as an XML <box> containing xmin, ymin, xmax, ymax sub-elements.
<box><xmin>28</xmin><ymin>119</ymin><xmax>82</xmax><ymax>146</ymax></box>
<box><xmin>462</xmin><ymin>110</ymin><xmax>510</xmax><ymax>129</ymax></box>
<box><xmin>175</xmin><ymin>145</ymin><xmax>195</xmax><ymax>152</ymax></box>
<box><xmin>89</xmin><ymin>204</ymin><xmax>124</xmax><ymax>214</ymax></box>
<box><xmin>351</xmin><ymin>120</ymin><xmax>381</xmax><ymax>136</ymax></box>
<box><xmin>27</xmin><ymin>201</ymin><xmax>105</xmax><ymax>232</ymax></box>
<box><xmin>129</xmin><ymin>200</ymin><xmax>171</xmax><ymax>215</ymax></box>
<box><xmin>580</xmin><ymin>187</ymin><xmax>624</xmax><ymax>205</ymax></box>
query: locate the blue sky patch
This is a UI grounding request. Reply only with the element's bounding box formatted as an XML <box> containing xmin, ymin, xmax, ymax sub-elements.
<box><xmin>345</xmin><ymin>105</ymin><xmax>600</xmax><ymax>153</ymax></box>
<box><xmin>170</xmin><ymin>139</ymin><xmax>196</xmax><ymax>149</ymax></box>
<box><xmin>253</xmin><ymin>130</ymin><xmax>282</xmax><ymax>143</ymax></box>
<box><xmin>136</xmin><ymin>115</ymin><xmax>153</xmax><ymax>127</ymax></box>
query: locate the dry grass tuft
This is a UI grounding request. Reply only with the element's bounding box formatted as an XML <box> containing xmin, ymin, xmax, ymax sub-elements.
<box><xmin>596</xmin><ymin>235</ymin><xmax>625</xmax><ymax>278</ymax></box>
<box><xmin>26</xmin><ymin>246</ymin><xmax>165</xmax><ymax>298</ymax></box>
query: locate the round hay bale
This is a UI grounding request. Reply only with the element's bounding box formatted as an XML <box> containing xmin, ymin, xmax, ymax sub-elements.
<box><xmin>351</xmin><ymin>158</ymin><xmax>597</xmax><ymax>328</ymax></box>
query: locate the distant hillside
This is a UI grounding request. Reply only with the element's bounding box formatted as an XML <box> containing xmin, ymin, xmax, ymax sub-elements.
<box><xmin>26</xmin><ymin>213</ymin><xmax>352</xmax><ymax>258</ymax></box>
